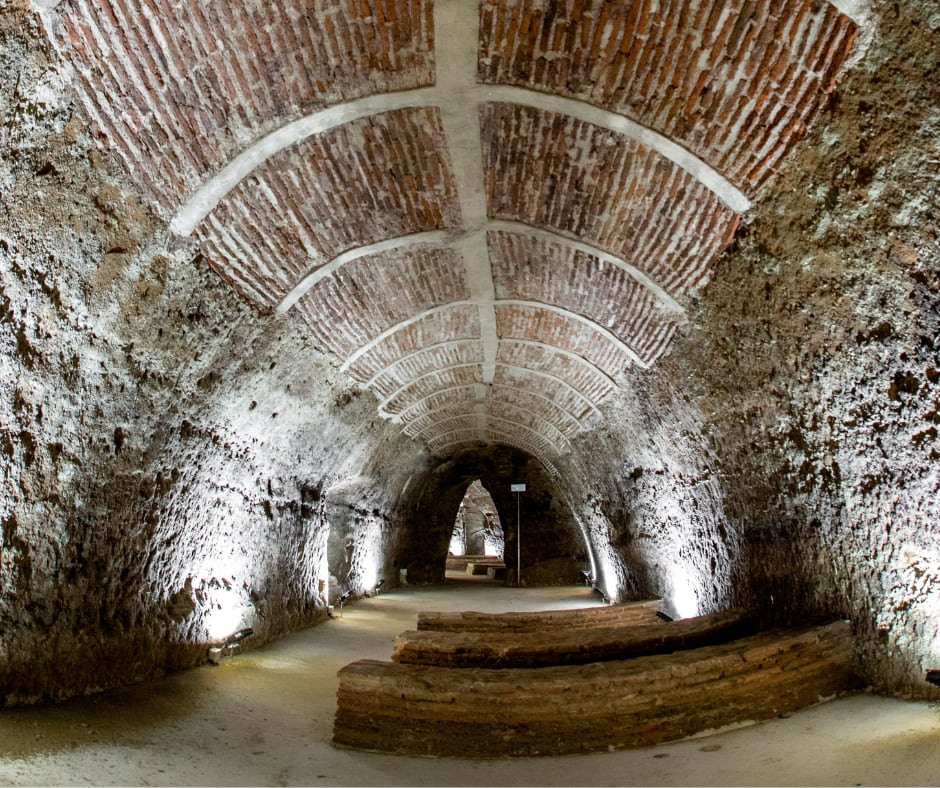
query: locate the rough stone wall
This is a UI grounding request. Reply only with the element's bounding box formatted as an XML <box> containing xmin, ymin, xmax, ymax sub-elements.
<box><xmin>559</xmin><ymin>385</ymin><xmax>738</xmax><ymax>617</ymax></box>
<box><xmin>566</xmin><ymin>1</ymin><xmax>940</xmax><ymax>698</ymax></box>
<box><xmin>3</xmin><ymin>0</ymin><xmax>940</xmax><ymax>708</ymax></box>
<box><xmin>0</xmin><ymin>2</ymin><xmax>424</xmax><ymax>705</ymax></box>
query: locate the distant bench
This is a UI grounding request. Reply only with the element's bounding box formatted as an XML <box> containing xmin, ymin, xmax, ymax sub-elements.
<box><xmin>465</xmin><ymin>559</ymin><xmax>505</xmax><ymax>577</ymax></box>
<box><xmin>444</xmin><ymin>554</ymin><xmax>503</xmax><ymax>573</ymax></box>
<box><xmin>416</xmin><ymin>598</ymin><xmax>663</xmax><ymax>633</ymax></box>
<box><xmin>333</xmin><ymin>620</ymin><xmax>858</xmax><ymax>757</ymax></box>
<box><xmin>394</xmin><ymin>607</ymin><xmax>755</xmax><ymax>668</ymax></box>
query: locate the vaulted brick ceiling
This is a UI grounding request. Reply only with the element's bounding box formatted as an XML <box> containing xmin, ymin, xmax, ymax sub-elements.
<box><xmin>42</xmin><ymin>0</ymin><xmax>861</xmax><ymax>469</ymax></box>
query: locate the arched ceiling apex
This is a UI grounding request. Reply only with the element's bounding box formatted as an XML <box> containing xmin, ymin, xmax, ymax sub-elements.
<box><xmin>40</xmin><ymin>0</ymin><xmax>862</xmax><ymax>455</ymax></box>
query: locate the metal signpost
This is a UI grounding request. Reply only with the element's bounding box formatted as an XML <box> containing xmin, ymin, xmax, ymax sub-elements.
<box><xmin>510</xmin><ymin>483</ymin><xmax>525</xmax><ymax>587</ymax></box>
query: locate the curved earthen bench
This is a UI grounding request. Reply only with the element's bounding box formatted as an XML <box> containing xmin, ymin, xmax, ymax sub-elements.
<box><xmin>394</xmin><ymin>607</ymin><xmax>755</xmax><ymax>668</ymax></box>
<box><xmin>333</xmin><ymin>621</ymin><xmax>857</xmax><ymax>757</ymax></box>
<box><xmin>416</xmin><ymin>598</ymin><xmax>662</xmax><ymax>632</ymax></box>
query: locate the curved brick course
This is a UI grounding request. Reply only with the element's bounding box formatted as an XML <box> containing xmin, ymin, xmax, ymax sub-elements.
<box><xmin>40</xmin><ymin>0</ymin><xmax>859</xmax><ymax>462</ymax></box>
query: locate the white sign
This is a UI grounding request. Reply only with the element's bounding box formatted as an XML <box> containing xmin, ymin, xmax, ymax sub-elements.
<box><xmin>510</xmin><ymin>483</ymin><xmax>526</xmax><ymax>492</ymax></box>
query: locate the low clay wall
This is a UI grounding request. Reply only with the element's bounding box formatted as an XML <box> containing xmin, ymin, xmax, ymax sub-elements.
<box><xmin>394</xmin><ymin>607</ymin><xmax>755</xmax><ymax>668</ymax></box>
<box><xmin>415</xmin><ymin>598</ymin><xmax>662</xmax><ymax>632</ymax></box>
<box><xmin>334</xmin><ymin>621</ymin><xmax>858</xmax><ymax>757</ymax></box>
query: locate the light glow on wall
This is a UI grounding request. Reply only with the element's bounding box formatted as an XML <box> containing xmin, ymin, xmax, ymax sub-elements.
<box><xmin>888</xmin><ymin>543</ymin><xmax>940</xmax><ymax>668</ymax></box>
<box><xmin>483</xmin><ymin>531</ymin><xmax>503</xmax><ymax>558</ymax></box>
<box><xmin>204</xmin><ymin>585</ymin><xmax>254</xmax><ymax>641</ymax></box>
<box><xmin>667</xmin><ymin>564</ymin><xmax>700</xmax><ymax>619</ymax></box>
<box><xmin>592</xmin><ymin>542</ymin><xmax>623</xmax><ymax>603</ymax></box>
<box><xmin>347</xmin><ymin>515</ymin><xmax>384</xmax><ymax>594</ymax></box>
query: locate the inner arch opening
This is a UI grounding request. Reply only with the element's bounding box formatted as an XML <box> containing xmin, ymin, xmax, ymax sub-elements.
<box><xmin>392</xmin><ymin>445</ymin><xmax>589</xmax><ymax>587</ymax></box>
<box><xmin>446</xmin><ymin>479</ymin><xmax>505</xmax><ymax>580</ymax></box>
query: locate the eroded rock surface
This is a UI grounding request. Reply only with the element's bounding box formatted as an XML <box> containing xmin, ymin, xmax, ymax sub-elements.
<box><xmin>1</xmin><ymin>0</ymin><xmax>939</xmax><ymax>706</ymax></box>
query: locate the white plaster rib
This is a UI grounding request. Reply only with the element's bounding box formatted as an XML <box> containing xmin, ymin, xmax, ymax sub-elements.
<box><xmin>345</xmin><ymin>298</ymin><xmax>645</xmax><ymax>377</ymax></box>
<box><xmin>364</xmin><ymin>338</ymin><xmax>481</xmax><ymax>388</ymax></box>
<box><xmin>493</xmin><ymin>363</ymin><xmax>603</xmax><ymax>420</ymax></box>
<box><xmin>340</xmin><ymin>301</ymin><xmax>476</xmax><ymax>373</ymax></box>
<box><xmin>499</xmin><ymin>338</ymin><xmax>619</xmax><ymax>390</ymax></box>
<box><xmin>429</xmin><ymin>423</ymin><xmax>556</xmax><ymax>458</ymax></box>
<box><xmin>400</xmin><ymin>383</ymin><xmax>585</xmax><ymax>436</ymax></box>
<box><xmin>384</xmin><ymin>360</ymin><xmax>603</xmax><ymax>421</ymax></box>
<box><xmin>412</xmin><ymin>409</ymin><xmax>573</xmax><ymax>452</ymax></box>
<box><xmin>366</xmin><ymin>335</ymin><xmax>616</xmax><ymax>394</ymax></box>
<box><xmin>276</xmin><ymin>231</ymin><xmax>451</xmax><ymax>314</ymax></box>
<box><xmin>827</xmin><ymin>0</ymin><xmax>870</xmax><ymax>25</ymax></box>
<box><xmin>395</xmin><ymin>381</ymin><xmax>587</xmax><ymax>433</ymax></box>
<box><xmin>169</xmin><ymin>87</ymin><xmax>439</xmax><ymax>236</ymax></box>
<box><xmin>434</xmin><ymin>0</ymin><xmax>498</xmax><ymax>405</ymax></box>
<box><xmin>378</xmin><ymin>362</ymin><xmax>482</xmax><ymax>411</ymax></box>
<box><xmin>488</xmin><ymin>87</ymin><xmax>750</xmax><ymax>214</ymax></box>
<box><xmin>489</xmin><ymin>220</ymin><xmax>684</xmax><ymax>315</ymax></box>
<box><xmin>496</xmin><ymin>299</ymin><xmax>648</xmax><ymax>369</ymax></box>
<box><xmin>390</xmin><ymin>383</ymin><xmax>479</xmax><ymax>423</ymax></box>
<box><xmin>487</xmin><ymin>383</ymin><xmax>585</xmax><ymax>434</ymax></box>
<box><xmin>171</xmin><ymin>84</ymin><xmax>751</xmax><ymax>239</ymax></box>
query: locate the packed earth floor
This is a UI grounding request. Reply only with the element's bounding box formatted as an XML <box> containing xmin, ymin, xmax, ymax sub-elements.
<box><xmin>0</xmin><ymin>577</ymin><xmax>938</xmax><ymax>788</ymax></box>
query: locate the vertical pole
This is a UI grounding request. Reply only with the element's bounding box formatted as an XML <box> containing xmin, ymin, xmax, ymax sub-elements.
<box><xmin>516</xmin><ymin>491</ymin><xmax>521</xmax><ymax>588</ymax></box>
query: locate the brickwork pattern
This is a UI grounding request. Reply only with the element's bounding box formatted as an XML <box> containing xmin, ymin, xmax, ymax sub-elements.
<box><xmin>495</xmin><ymin>303</ymin><xmax>636</xmax><ymax>378</ymax></box>
<box><xmin>491</xmin><ymin>231</ymin><xmax>681</xmax><ymax>366</ymax></box>
<box><xmin>196</xmin><ymin>108</ymin><xmax>461</xmax><ymax>307</ymax></box>
<box><xmin>383</xmin><ymin>364</ymin><xmax>484</xmax><ymax>416</ymax></box>
<box><xmin>487</xmin><ymin>384</ymin><xmax>587</xmax><ymax>434</ymax></box>
<box><xmin>411</xmin><ymin>401</ymin><xmax>573</xmax><ymax>450</ymax></box>
<box><xmin>294</xmin><ymin>247</ymin><xmax>468</xmax><ymax>359</ymax></box>
<box><xmin>369</xmin><ymin>341</ymin><xmax>484</xmax><ymax>401</ymax></box>
<box><xmin>483</xmin><ymin>105</ymin><xmax>741</xmax><ymax>299</ymax></box>
<box><xmin>496</xmin><ymin>340</ymin><xmax>615</xmax><ymax>405</ymax></box>
<box><xmin>430</xmin><ymin>424</ymin><xmax>557</xmax><ymax>459</ymax></box>
<box><xmin>493</xmin><ymin>365</ymin><xmax>596</xmax><ymax>423</ymax></box>
<box><xmin>404</xmin><ymin>387</ymin><xmax>583</xmax><ymax>440</ymax></box>
<box><xmin>479</xmin><ymin>0</ymin><xmax>857</xmax><ymax>194</ymax></box>
<box><xmin>44</xmin><ymin>0</ymin><xmax>858</xmax><ymax>462</ymax></box>
<box><xmin>52</xmin><ymin>0</ymin><xmax>434</xmax><ymax>212</ymax></box>
<box><xmin>345</xmin><ymin>307</ymin><xmax>482</xmax><ymax>382</ymax></box>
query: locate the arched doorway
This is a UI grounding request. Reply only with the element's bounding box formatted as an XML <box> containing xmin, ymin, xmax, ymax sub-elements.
<box><xmin>393</xmin><ymin>445</ymin><xmax>587</xmax><ymax>586</ymax></box>
<box><xmin>446</xmin><ymin>480</ymin><xmax>505</xmax><ymax>580</ymax></box>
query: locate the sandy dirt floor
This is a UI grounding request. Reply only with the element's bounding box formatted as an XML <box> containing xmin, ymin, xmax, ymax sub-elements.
<box><xmin>1</xmin><ymin>576</ymin><xmax>938</xmax><ymax>786</ymax></box>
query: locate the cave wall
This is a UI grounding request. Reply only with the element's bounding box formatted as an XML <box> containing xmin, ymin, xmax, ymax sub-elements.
<box><xmin>2</xmin><ymin>0</ymin><xmax>940</xmax><ymax>707</ymax></box>
<box><xmin>563</xmin><ymin>2</ymin><xmax>940</xmax><ymax>698</ymax></box>
<box><xmin>0</xmin><ymin>3</ymin><xmax>425</xmax><ymax>705</ymax></box>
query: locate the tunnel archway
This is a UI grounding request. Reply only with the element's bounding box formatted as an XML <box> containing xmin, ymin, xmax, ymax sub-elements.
<box><xmin>448</xmin><ymin>479</ymin><xmax>504</xmax><ymax>559</ymax></box>
<box><xmin>393</xmin><ymin>446</ymin><xmax>588</xmax><ymax>586</ymax></box>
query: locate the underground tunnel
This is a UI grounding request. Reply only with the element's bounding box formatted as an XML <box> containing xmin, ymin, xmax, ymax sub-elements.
<box><xmin>1</xmin><ymin>0</ymin><xmax>940</xmax><ymax>779</ymax></box>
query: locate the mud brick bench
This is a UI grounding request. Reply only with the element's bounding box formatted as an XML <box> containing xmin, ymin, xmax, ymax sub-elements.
<box><xmin>332</xmin><ymin>621</ymin><xmax>858</xmax><ymax>757</ymax></box>
<box><xmin>393</xmin><ymin>607</ymin><xmax>756</xmax><ymax>668</ymax></box>
<box><xmin>415</xmin><ymin>598</ymin><xmax>663</xmax><ymax>633</ymax></box>
<box><xmin>465</xmin><ymin>558</ymin><xmax>506</xmax><ymax>576</ymax></box>
<box><xmin>444</xmin><ymin>555</ymin><xmax>501</xmax><ymax>573</ymax></box>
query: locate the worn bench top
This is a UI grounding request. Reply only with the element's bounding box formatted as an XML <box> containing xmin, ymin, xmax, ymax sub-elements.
<box><xmin>416</xmin><ymin>598</ymin><xmax>663</xmax><ymax>632</ymax></box>
<box><xmin>334</xmin><ymin>620</ymin><xmax>858</xmax><ymax>757</ymax></box>
<box><xmin>395</xmin><ymin>607</ymin><xmax>755</xmax><ymax>668</ymax></box>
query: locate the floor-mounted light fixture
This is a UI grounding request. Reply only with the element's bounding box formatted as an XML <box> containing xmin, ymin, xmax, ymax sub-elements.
<box><xmin>337</xmin><ymin>589</ymin><xmax>353</xmax><ymax>618</ymax></box>
<box><xmin>207</xmin><ymin>627</ymin><xmax>254</xmax><ymax>665</ymax></box>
